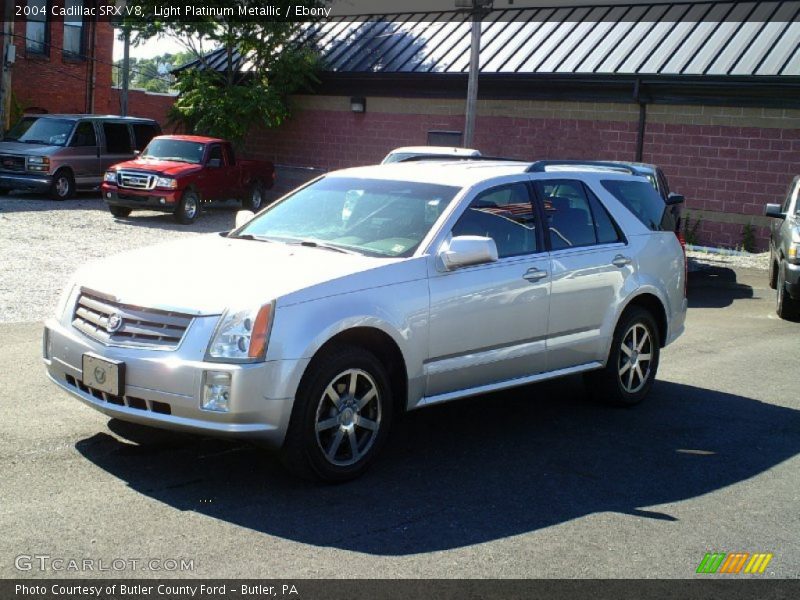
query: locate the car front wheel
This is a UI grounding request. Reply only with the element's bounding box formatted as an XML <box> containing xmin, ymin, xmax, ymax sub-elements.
<box><xmin>174</xmin><ymin>190</ymin><xmax>199</xmax><ymax>224</ymax></box>
<box><xmin>49</xmin><ymin>169</ymin><xmax>75</xmax><ymax>200</ymax></box>
<box><xmin>282</xmin><ymin>345</ymin><xmax>393</xmax><ymax>482</ymax></box>
<box><xmin>776</xmin><ymin>260</ymin><xmax>800</xmax><ymax>321</ymax></box>
<box><xmin>585</xmin><ymin>306</ymin><xmax>661</xmax><ymax>407</ymax></box>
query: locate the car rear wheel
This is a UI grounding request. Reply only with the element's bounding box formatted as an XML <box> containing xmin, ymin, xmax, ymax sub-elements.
<box><xmin>174</xmin><ymin>190</ymin><xmax>199</xmax><ymax>224</ymax></box>
<box><xmin>776</xmin><ymin>260</ymin><xmax>800</xmax><ymax>321</ymax></box>
<box><xmin>49</xmin><ymin>169</ymin><xmax>75</xmax><ymax>200</ymax></box>
<box><xmin>243</xmin><ymin>182</ymin><xmax>265</xmax><ymax>212</ymax></box>
<box><xmin>109</xmin><ymin>206</ymin><xmax>131</xmax><ymax>218</ymax></box>
<box><xmin>585</xmin><ymin>306</ymin><xmax>660</xmax><ymax>407</ymax></box>
<box><xmin>282</xmin><ymin>345</ymin><xmax>393</xmax><ymax>482</ymax></box>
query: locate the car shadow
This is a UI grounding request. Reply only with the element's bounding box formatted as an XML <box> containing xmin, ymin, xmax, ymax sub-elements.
<box><xmin>75</xmin><ymin>378</ymin><xmax>800</xmax><ymax>556</ymax></box>
<box><xmin>0</xmin><ymin>192</ymin><xmax>105</xmax><ymax>212</ymax></box>
<box><xmin>688</xmin><ymin>264</ymin><xmax>755</xmax><ymax>308</ymax></box>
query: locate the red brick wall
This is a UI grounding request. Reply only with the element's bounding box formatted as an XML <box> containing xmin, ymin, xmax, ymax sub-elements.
<box><xmin>11</xmin><ymin>5</ymin><xmax>114</xmax><ymax>115</ymax></box>
<box><xmin>243</xmin><ymin>103</ymin><xmax>799</xmax><ymax>251</ymax></box>
<box><xmin>108</xmin><ymin>88</ymin><xmax>177</xmax><ymax>129</ymax></box>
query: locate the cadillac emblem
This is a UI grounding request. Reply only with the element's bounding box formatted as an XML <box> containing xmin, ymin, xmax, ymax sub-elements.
<box><xmin>106</xmin><ymin>313</ymin><xmax>123</xmax><ymax>334</ymax></box>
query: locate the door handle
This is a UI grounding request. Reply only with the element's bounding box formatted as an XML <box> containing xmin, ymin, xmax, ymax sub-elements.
<box><xmin>523</xmin><ymin>268</ymin><xmax>548</xmax><ymax>282</ymax></box>
<box><xmin>612</xmin><ymin>254</ymin><xmax>632</xmax><ymax>268</ymax></box>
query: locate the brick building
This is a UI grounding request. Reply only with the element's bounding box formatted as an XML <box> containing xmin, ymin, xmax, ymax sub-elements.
<box><xmin>9</xmin><ymin>0</ymin><xmax>114</xmax><ymax>116</ymax></box>
<box><xmin>192</xmin><ymin>1</ymin><xmax>800</xmax><ymax>251</ymax></box>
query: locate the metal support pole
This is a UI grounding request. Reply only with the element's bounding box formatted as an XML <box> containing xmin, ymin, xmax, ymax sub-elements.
<box><xmin>0</xmin><ymin>1</ymin><xmax>15</xmax><ymax>133</ymax></box>
<box><xmin>120</xmin><ymin>27</ymin><xmax>130</xmax><ymax>117</ymax></box>
<box><xmin>463</xmin><ymin>15</ymin><xmax>481</xmax><ymax>148</ymax></box>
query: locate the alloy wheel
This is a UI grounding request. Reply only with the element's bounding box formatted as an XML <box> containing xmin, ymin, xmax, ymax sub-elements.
<box><xmin>618</xmin><ymin>323</ymin><xmax>653</xmax><ymax>394</ymax></box>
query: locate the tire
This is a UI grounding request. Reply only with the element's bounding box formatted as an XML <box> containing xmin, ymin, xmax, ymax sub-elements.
<box><xmin>585</xmin><ymin>306</ymin><xmax>661</xmax><ymax>407</ymax></box>
<box><xmin>243</xmin><ymin>181</ymin><xmax>265</xmax><ymax>212</ymax></box>
<box><xmin>49</xmin><ymin>169</ymin><xmax>75</xmax><ymax>200</ymax></box>
<box><xmin>109</xmin><ymin>206</ymin><xmax>131</xmax><ymax>218</ymax></box>
<box><xmin>174</xmin><ymin>190</ymin><xmax>200</xmax><ymax>224</ymax></box>
<box><xmin>281</xmin><ymin>344</ymin><xmax>393</xmax><ymax>483</ymax></box>
<box><xmin>776</xmin><ymin>260</ymin><xmax>800</xmax><ymax>321</ymax></box>
<box><xmin>768</xmin><ymin>251</ymin><xmax>778</xmax><ymax>289</ymax></box>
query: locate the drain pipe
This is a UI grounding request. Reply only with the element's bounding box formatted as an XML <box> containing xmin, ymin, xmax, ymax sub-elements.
<box><xmin>633</xmin><ymin>79</ymin><xmax>646</xmax><ymax>162</ymax></box>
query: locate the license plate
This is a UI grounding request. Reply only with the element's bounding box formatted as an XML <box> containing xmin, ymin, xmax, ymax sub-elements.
<box><xmin>82</xmin><ymin>354</ymin><xmax>125</xmax><ymax>396</ymax></box>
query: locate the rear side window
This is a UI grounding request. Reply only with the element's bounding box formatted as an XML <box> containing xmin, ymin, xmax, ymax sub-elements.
<box><xmin>132</xmin><ymin>123</ymin><xmax>158</xmax><ymax>151</ymax></box>
<box><xmin>103</xmin><ymin>123</ymin><xmax>132</xmax><ymax>154</ymax></box>
<box><xmin>601</xmin><ymin>179</ymin><xmax>671</xmax><ymax>231</ymax></box>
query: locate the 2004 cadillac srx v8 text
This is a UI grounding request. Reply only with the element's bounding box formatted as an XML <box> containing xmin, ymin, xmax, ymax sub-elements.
<box><xmin>44</xmin><ymin>160</ymin><xmax>687</xmax><ymax>481</ymax></box>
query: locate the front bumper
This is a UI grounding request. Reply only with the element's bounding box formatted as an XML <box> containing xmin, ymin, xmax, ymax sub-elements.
<box><xmin>783</xmin><ymin>261</ymin><xmax>800</xmax><ymax>299</ymax></box>
<box><xmin>102</xmin><ymin>185</ymin><xmax>181</xmax><ymax>212</ymax></box>
<box><xmin>43</xmin><ymin>316</ymin><xmax>309</xmax><ymax>447</ymax></box>
<box><xmin>0</xmin><ymin>171</ymin><xmax>52</xmax><ymax>192</ymax></box>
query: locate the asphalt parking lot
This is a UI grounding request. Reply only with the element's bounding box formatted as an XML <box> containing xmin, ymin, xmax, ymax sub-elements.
<box><xmin>1</xmin><ymin>194</ymin><xmax>799</xmax><ymax>579</ymax></box>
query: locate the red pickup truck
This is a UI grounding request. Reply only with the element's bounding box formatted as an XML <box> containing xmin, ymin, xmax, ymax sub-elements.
<box><xmin>101</xmin><ymin>135</ymin><xmax>275</xmax><ymax>224</ymax></box>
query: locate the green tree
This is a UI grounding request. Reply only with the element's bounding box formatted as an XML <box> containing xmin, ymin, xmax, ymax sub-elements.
<box><xmin>124</xmin><ymin>1</ymin><xmax>321</xmax><ymax>143</ymax></box>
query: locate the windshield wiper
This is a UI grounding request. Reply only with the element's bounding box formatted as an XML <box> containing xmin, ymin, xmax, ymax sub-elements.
<box><xmin>289</xmin><ymin>239</ymin><xmax>356</xmax><ymax>254</ymax></box>
<box><xmin>24</xmin><ymin>139</ymin><xmax>48</xmax><ymax>144</ymax></box>
<box><xmin>230</xmin><ymin>233</ymin><xmax>273</xmax><ymax>242</ymax></box>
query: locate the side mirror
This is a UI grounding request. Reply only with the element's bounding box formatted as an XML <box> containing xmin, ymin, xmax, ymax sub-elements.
<box><xmin>665</xmin><ymin>192</ymin><xmax>684</xmax><ymax>206</ymax></box>
<box><xmin>208</xmin><ymin>158</ymin><xmax>222</xmax><ymax>168</ymax></box>
<box><xmin>235</xmin><ymin>210</ymin><xmax>255</xmax><ymax>229</ymax></box>
<box><xmin>764</xmin><ymin>203</ymin><xmax>785</xmax><ymax>219</ymax></box>
<box><xmin>439</xmin><ymin>235</ymin><xmax>498</xmax><ymax>270</ymax></box>
<box><xmin>133</xmin><ymin>150</ymin><xmax>140</xmax><ymax>157</ymax></box>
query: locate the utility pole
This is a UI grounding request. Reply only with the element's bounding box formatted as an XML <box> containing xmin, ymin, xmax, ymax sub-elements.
<box><xmin>120</xmin><ymin>26</ymin><xmax>131</xmax><ymax>116</ymax></box>
<box><xmin>0</xmin><ymin>1</ymin><xmax>15</xmax><ymax>133</ymax></box>
<box><xmin>458</xmin><ymin>0</ymin><xmax>492</xmax><ymax>148</ymax></box>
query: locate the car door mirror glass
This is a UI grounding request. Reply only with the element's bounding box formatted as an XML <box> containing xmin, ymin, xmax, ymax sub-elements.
<box><xmin>439</xmin><ymin>235</ymin><xmax>498</xmax><ymax>270</ymax></box>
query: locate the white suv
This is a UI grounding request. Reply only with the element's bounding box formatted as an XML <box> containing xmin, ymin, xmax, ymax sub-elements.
<box><xmin>44</xmin><ymin>160</ymin><xmax>687</xmax><ymax>482</ymax></box>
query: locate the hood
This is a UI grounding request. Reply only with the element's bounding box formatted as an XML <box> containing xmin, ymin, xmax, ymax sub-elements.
<box><xmin>111</xmin><ymin>158</ymin><xmax>203</xmax><ymax>177</ymax></box>
<box><xmin>0</xmin><ymin>140</ymin><xmax>61</xmax><ymax>156</ymax></box>
<box><xmin>73</xmin><ymin>234</ymin><xmax>403</xmax><ymax>315</ymax></box>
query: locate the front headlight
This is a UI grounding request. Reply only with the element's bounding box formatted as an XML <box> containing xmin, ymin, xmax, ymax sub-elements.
<box><xmin>155</xmin><ymin>176</ymin><xmax>178</xmax><ymax>189</ymax></box>
<box><xmin>207</xmin><ymin>303</ymin><xmax>274</xmax><ymax>362</ymax></box>
<box><xmin>27</xmin><ymin>156</ymin><xmax>50</xmax><ymax>172</ymax></box>
<box><xmin>104</xmin><ymin>170</ymin><xmax>117</xmax><ymax>183</ymax></box>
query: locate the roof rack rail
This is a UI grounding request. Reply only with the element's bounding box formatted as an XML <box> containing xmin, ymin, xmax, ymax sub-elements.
<box><xmin>397</xmin><ymin>155</ymin><xmax>522</xmax><ymax>163</ymax></box>
<box><xmin>525</xmin><ymin>160</ymin><xmax>636</xmax><ymax>174</ymax></box>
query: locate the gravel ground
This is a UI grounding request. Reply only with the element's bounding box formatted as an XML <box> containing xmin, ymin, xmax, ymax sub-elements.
<box><xmin>0</xmin><ymin>191</ymin><xmax>771</xmax><ymax>323</ymax></box>
<box><xmin>0</xmin><ymin>193</ymin><xmax>237</xmax><ymax>323</ymax></box>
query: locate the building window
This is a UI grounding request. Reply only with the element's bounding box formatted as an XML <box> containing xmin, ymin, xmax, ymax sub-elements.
<box><xmin>26</xmin><ymin>0</ymin><xmax>49</xmax><ymax>55</ymax></box>
<box><xmin>63</xmin><ymin>0</ymin><xmax>85</xmax><ymax>58</ymax></box>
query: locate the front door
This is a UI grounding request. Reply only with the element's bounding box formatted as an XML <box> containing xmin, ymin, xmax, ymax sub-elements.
<box><xmin>64</xmin><ymin>120</ymin><xmax>100</xmax><ymax>188</ymax></box>
<box><xmin>426</xmin><ymin>181</ymin><xmax>551</xmax><ymax>398</ymax></box>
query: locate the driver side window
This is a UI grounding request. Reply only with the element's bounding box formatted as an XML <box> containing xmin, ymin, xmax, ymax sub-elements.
<box><xmin>451</xmin><ymin>182</ymin><xmax>540</xmax><ymax>259</ymax></box>
<box><xmin>70</xmin><ymin>121</ymin><xmax>97</xmax><ymax>147</ymax></box>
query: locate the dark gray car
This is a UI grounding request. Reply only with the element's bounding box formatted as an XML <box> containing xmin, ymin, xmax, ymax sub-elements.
<box><xmin>765</xmin><ymin>176</ymin><xmax>800</xmax><ymax>320</ymax></box>
<box><xmin>0</xmin><ymin>115</ymin><xmax>160</xmax><ymax>200</ymax></box>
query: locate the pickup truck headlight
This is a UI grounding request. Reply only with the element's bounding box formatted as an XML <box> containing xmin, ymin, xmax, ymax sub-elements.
<box><xmin>155</xmin><ymin>176</ymin><xmax>178</xmax><ymax>189</ymax></box>
<box><xmin>104</xmin><ymin>170</ymin><xmax>117</xmax><ymax>183</ymax></box>
<box><xmin>27</xmin><ymin>156</ymin><xmax>50</xmax><ymax>172</ymax></box>
<box><xmin>207</xmin><ymin>303</ymin><xmax>274</xmax><ymax>362</ymax></box>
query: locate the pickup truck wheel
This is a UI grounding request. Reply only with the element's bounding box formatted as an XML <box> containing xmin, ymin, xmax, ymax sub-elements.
<box><xmin>585</xmin><ymin>306</ymin><xmax>660</xmax><ymax>407</ymax></box>
<box><xmin>776</xmin><ymin>260</ymin><xmax>800</xmax><ymax>321</ymax></box>
<box><xmin>49</xmin><ymin>169</ymin><xmax>75</xmax><ymax>200</ymax></box>
<box><xmin>768</xmin><ymin>251</ymin><xmax>778</xmax><ymax>289</ymax></box>
<box><xmin>282</xmin><ymin>345</ymin><xmax>393</xmax><ymax>483</ymax></box>
<box><xmin>174</xmin><ymin>191</ymin><xmax>199</xmax><ymax>224</ymax></box>
<box><xmin>243</xmin><ymin>182</ymin><xmax>265</xmax><ymax>212</ymax></box>
<box><xmin>109</xmin><ymin>206</ymin><xmax>131</xmax><ymax>218</ymax></box>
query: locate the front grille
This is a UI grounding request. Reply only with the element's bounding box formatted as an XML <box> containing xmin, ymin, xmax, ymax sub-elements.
<box><xmin>117</xmin><ymin>170</ymin><xmax>156</xmax><ymax>190</ymax></box>
<box><xmin>72</xmin><ymin>289</ymin><xmax>193</xmax><ymax>350</ymax></box>
<box><xmin>64</xmin><ymin>374</ymin><xmax>171</xmax><ymax>414</ymax></box>
<box><xmin>0</xmin><ymin>154</ymin><xmax>26</xmax><ymax>172</ymax></box>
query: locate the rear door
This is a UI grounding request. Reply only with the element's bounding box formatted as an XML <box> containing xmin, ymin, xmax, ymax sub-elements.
<box><xmin>426</xmin><ymin>181</ymin><xmax>551</xmax><ymax>398</ymax></box>
<box><xmin>532</xmin><ymin>177</ymin><xmax>631</xmax><ymax>371</ymax></box>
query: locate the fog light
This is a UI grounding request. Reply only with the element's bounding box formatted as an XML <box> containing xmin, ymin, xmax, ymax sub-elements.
<box><xmin>159</xmin><ymin>197</ymin><xmax>166</xmax><ymax>204</ymax></box>
<box><xmin>106</xmin><ymin>192</ymin><xmax>111</xmax><ymax>199</ymax></box>
<box><xmin>202</xmin><ymin>371</ymin><xmax>231</xmax><ymax>412</ymax></box>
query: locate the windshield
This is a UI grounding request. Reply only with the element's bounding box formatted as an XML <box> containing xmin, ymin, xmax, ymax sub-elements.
<box><xmin>141</xmin><ymin>139</ymin><xmax>205</xmax><ymax>163</ymax></box>
<box><xmin>236</xmin><ymin>177</ymin><xmax>460</xmax><ymax>257</ymax></box>
<box><xmin>5</xmin><ymin>117</ymin><xmax>75</xmax><ymax>146</ymax></box>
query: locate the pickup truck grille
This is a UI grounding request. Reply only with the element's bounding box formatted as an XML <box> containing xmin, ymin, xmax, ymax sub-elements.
<box><xmin>0</xmin><ymin>154</ymin><xmax>26</xmax><ymax>172</ymax></box>
<box><xmin>117</xmin><ymin>170</ymin><xmax>157</xmax><ymax>190</ymax></box>
<box><xmin>72</xmin><ymin>289</ymin><xmax>193</xmax><ymax>350</ymax></box>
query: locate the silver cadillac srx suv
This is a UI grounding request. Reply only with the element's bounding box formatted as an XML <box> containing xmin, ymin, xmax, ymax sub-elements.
<box><xmin>44</xmin><ymin>160</ymin><xmax>687</xmax><ymax>482</ymax></box>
